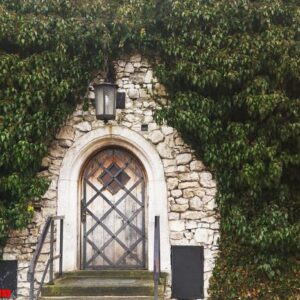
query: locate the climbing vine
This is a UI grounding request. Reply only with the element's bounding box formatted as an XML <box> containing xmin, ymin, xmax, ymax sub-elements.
<box><xmin>0</xmin><ymin>0</ymin><xmax>112</xmax><ymax>245</ymax></box>
<box><xmin>0</xmin><ymin>0</ymin><xmax>299</xmax><ymax>299</ymax></box>
<box><xmin>112</xmin><ymin>0</ymin><xmax>300</xmax><ymax>298</ymax></box>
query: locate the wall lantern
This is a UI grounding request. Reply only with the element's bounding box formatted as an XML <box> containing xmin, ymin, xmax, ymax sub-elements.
<box><xmin>93</xmin><ymin>82</ymin><xmax>126</xmax><ymax>121</ymax></box>
<box><xmin>94</xmin><ymin>82</ymin><xmax>118</xmax><ymax>121</ymax></box>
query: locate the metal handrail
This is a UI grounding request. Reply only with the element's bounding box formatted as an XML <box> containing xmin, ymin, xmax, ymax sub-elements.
<box><xmin>153</xmin><ymin>216</ymin><xmax>161</xmax><ymax>300</ymax></box>
<box><xmin>27</xmin><ymin>216</ymin><xmax>64</xmax><ymax>300</ymax></box>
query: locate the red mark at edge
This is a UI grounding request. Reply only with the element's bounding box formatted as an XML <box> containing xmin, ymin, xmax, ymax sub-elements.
<box><xmin>0</xmin><ymin>289</ymin><xmax>12</xmax><ymax>298</ymax></box>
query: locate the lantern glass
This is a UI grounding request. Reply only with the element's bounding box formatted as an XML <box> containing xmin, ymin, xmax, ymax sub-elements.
<box><xmin>94</xmin><ymin>83</ymin><xmax>117</xmax><ymax>120</ymax></box>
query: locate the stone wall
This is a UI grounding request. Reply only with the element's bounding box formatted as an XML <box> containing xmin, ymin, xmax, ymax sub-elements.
<box><xmin>3</xmin><ymin>54</ymin><xmax>219</xmax><ymax>300</ymax></box>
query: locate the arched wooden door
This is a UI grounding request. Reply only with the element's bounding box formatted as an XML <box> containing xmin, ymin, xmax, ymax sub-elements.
<box><xmin>81</xmin><ymin>147</ymin><xmax>146</xmax><ymax>269</ymax></box>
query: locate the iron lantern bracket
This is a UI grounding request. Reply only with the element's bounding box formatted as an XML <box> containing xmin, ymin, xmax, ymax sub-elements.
<box><xmin>116</xmin><ymin>92</ymin><xmax>126</xmax><ymax>109</ymax></box>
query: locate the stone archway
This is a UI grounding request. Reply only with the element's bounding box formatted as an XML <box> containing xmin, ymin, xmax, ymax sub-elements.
<box><xmin>57</xmin><ymin>125</ymin><xmax>171</xmax><ymax>272</ymax></box>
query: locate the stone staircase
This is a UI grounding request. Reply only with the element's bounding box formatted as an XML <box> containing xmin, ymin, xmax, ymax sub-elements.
<box><xmin>39</xmin><ymin>270</ymin><xmax>166</xmax><ymax>300</ymax></box>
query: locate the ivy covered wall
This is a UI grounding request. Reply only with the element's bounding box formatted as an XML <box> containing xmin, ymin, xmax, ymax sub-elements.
<box><xmin>0</xmin><ymin>0</ymin><xmax>109</xmax><ymax>241</ymax></box>
<box><xmin>0</xmin><ymin>0</ymin><xmax>299</xmax><ymax>299</ymax></box>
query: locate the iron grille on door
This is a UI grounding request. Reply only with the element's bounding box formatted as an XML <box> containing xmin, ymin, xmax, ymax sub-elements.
<box><xmin>81</xmin><ymin>148</ymin><xmax>146</xmax><ymax>269</ymax></box>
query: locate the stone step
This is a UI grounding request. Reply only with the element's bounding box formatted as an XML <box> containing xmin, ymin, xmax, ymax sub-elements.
<box><xmin>40</xmin><ymin>297</ymin><xmax>163</xmax><ymax>300</ymax></box>
<box><xmin>61</xmin><ymin>270</ymin><xmax>167</xmax><ymax>280</ymax></box>
<box><xmin>41</xmin><ymin>277</ymin><xmax>164</xmax><ymax>297</ymax></box>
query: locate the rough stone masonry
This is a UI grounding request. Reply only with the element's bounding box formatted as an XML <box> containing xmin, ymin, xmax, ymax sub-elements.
<box><xmin>3</xmin><ymin>54</ymin><xmax>219</xmax><ymax>300</ymax></box>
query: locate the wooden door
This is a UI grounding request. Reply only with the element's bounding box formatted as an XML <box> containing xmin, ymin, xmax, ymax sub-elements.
<box><xmin>81</xmin><ymin>148</ymin><xmax>146</xmax><ymax>269</ymax></box>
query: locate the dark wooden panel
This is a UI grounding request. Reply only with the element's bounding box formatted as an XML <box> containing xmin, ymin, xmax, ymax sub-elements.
<box><xmin>0</xmin><ymin>260</ymin><xmax>17</xmax><ymax>298</ymax></box>
<box><xmin>171</xmin><ymin>246</ymin><xmax>204</xmax><ymax>299</ymax></box>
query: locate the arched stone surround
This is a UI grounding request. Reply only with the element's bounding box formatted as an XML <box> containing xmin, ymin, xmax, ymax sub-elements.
<box><xmin>3</xmin><ymin>54</ymin><xmax>219</xmax><ymax>299</ymax></box>
<box><xmin>57</xmin><ymin>126</ymin><xmax>171</xmax><ymax>272</ymax></box>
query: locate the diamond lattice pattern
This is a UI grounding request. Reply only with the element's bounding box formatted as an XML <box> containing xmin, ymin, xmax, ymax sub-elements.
<box><xmin>98</xmin><ymin>163</ymin><xmax>130</xmax><ymax>195</ymax></box>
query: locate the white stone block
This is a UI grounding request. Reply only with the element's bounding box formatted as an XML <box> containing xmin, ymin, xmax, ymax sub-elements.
<box><xmin>140</xmin><ymin>89</ymin><xmax>149</xmax><ymax>98</ymax></box>
<box><xmin>190</xmin><ymin>160</ymin><xmax>205</xmax><ymax>171</ymax></box>
<box><xmin>59</xmin><ymin>139</ymin><xmax>73</xmax><ymax>148</ymax></box>
<box><xmin>130</xmin><ymin>54</ymin><xmax>142</xmax><ymax>62</ymax></box>
<box><xmin>167</xmin><ymin>178</ymin><xmax>179</xmax><ymax>190</ymax></box>
<box><xmin>165</xmin><ymin>166</ymin><xmax>178</xmax><ymax>173</ymax></box>
<box><xmin>42</xmin><ymin>189</ymin><xmax>56</xmax><ymax>200</ymax></box>
<box><xmin>199</xmin><ymin>172</ymin><xmax>216</xmax><ymax>188</ymax></box>
<box><xmin>56</xmin><ymin>126</ymin><xmax>75</xmax><ymax>141</ymax></box>
<box><xmin>194</xmin><ymin>228</ymin><xmax>214</xmax><ymax>244</ymax></box>
<box><xmin>124</xmin><ymin>114</ymin><xmax>140</xmax><ymax>123</ymax></box>
<box><xmin>179</xmin><ymin>172</ymin><xmax>199</xmax><ymax>182</ymax></box>
<box><xmin>204</xmin><ymin>257</ymin><xmax>215</xmax><ymax>272</ymax></box>
<box><xmin>143</xmin><ymin>115</ymin><xmax>153</xmax><ymax>123</ymax></box>
<box><xmin>118</xmin><ymin>60</ymin><xmax>126</xmax><ymax>67</ymax></box>
<box><xmin>201</xmin><ymin>216</ymin><xmax>217</xmax><ymax>224</ymax></box>
<box><xmin>169</xmin><ymin>220</ymin><xmax>185</xmax><ymax>232</ymax></box>
<box><xmin>169</xmin><ymin>212</ymin><xmax>180</xmax><ymax>220</ymax></box>
<box><xmin>175</xmin><ymin>197</ymin><xmax>189</xmax><ymax>205</ymax></box>
<box><xmin>178</xmin><ymin>181</ymin><xmax>199</xmax><ymax>189</ymax></box>
<box><xmin>74</xmin><ymin>121</ymin><xmax>92</xmax><ymax>132</ymax></box>
<box><xmin>171</xmin><ymin>204</ymin><xmax>189</xmax><ymax>212</ymax></box>
<box><xmin>181</xmin><ymin>210</ymin><xmax>204</xmax><ymax>220</ymax></box>
<box><xmin>170</xmin><ymin>232</ymin><xmax>184</xmax><ymax>240</ymax></box>
<box><xmin>171</xmin><ymin>238</ymin><xmax>189</xmax><ymax>245</ymax></box>
<box><xmin>210</xmin><ymin>222</ymin><xmax>220</xmax><ymax>230</ymax></box>
<box><xmin>163</xmin><ymin>159</ymin><xmax>176</xmax><ymax>167</ymax></box>
<box><xmin>125</xmin><ymin>62</ymin><xmax>134</xmax><ymax>73</ymax></box>
<box><xmin>157</xmin><ymin>142</ymin><xmax>174</xmax><ymax>158</ymax></box>
<box><xmin>171</xmin><ymin>189</ymin><xmax>182</xmax><ymax>198</ymax></box>
<box><xmin>176</xmin><ymin>153</ymin><xmax>192</xmax><ymax>165</ymax></box>
<box><xmin>186</xmin><ymin>220</ymin><xmax>198</xmax><ymax>229</ymax></box>
<box><xmin>182</xmin><ymin>188</ymin><xmax>194</xmax><ymax>198</ymax></box>
<box><xmin>128</xmin><ymin>88</ymin><xmax>139</xmax><ymax>99</ymax></box>
<box><xmin>189</xmin><ymin>196</ymin><xmax>203</xmax><ymax>211</ymax></box>
<box><xmin>167</xmin><ymin>178</ymin><xmax>178</xmax><ymax>190</ymax></box>
<box><xmin>148</xmin><ymin>123</ymin><xmax>159</xmax><ymax>131</ymax></box>
<box><xmin>144</xmin><ymin>70</ymin><xmax>153</xmax><ymax>83</ymax></box>
<box><xmin>41</xmin><ymin>157</ymin><xmax>51</xmax><ymax>167</ymax></box>
<box><xmin>206</xmin><ymin>188</ymin><xmax>217</xmax><ymax>196</ymax></box>
<box><xmin>203</xmin><ymin>198</ymin><xmax>216</xmax><ymax>211</ymax></box>
<box><xmin>193</xmin><ymin>188</ymin><xmax>206</xmax><ymax>197</ymax></box>
<box><xmin>213</xmin><ymin>232</ymin><xmax>220</xmax><ymax>244</ymax></box>
<box><xmin>161</xmin><ymin>125</ymin><xmax>174</xmax><ymax>135</ymax></box>
<box><xmin>124</xmin><ymin>83</ymin><xmax>135</xmax><ymax>89</ymax></box>
<box><xmin>175</xmin><ymin>137</ymin><xmax>184</xmax><ymax>146</ymax></box>
<box><xmin>148</xmin><ymin>130</ymin><xmax>164</xmax><ymax>144</ymax></box>
<box><xmin>49</xmin><ymin>146</ymin><xmax>65</xmax><ymax>158</ymax></box>
<box><xmin>177</xmin><ymin>165</ymin><xmax>189</xmax><ymax>172</ymax></box>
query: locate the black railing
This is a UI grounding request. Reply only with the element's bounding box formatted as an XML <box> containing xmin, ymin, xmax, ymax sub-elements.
<box><xmin>153</xmin><ymin>215</ymin><xmax>161</xmax><ymax>300</ymax></box>
<box><xmin>27</xmin><ymin>216</ymin><xmax>64</xmax><ymax>300</ymax></box>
